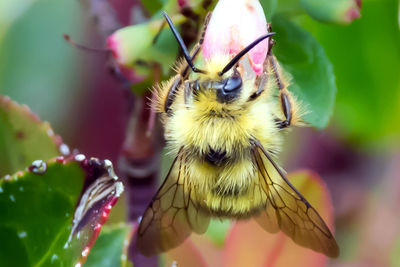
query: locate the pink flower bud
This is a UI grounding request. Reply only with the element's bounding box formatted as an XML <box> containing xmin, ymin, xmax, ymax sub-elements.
<box><xmin>301</xmin><ymin>0</ymin><xmax>361</xmax><ymax>24</ymax></box>
<box><xmin>107</xmin><ymin>23</ymin><xmax>155</xmax><ymax>66</ymax></box>
<box><xmin>202</xmin><ymin>0</ymin><xmax>269</xmax><ymax>75</ymax></box>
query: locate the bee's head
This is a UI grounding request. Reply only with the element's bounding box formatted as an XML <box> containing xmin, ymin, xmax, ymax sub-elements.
<box><xmin>193</xmin><ymin>67</ymin><xmax>243</xmax><ymax>103</ymax></box>
<box><xmin>163</xmin><ymin>11</ymin><xmax>274</xmax><ymax>104</ymax></box>
<box><xmin>193</xmin><ymin>31</ymin><xmax>274</xmax><ymax>103</ymax></box>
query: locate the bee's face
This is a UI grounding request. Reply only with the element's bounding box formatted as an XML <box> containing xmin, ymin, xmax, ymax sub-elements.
<box><xmin>193</xmin><ymin>69</ymin><xmax>243</xmax><ymax>103</ymax></box>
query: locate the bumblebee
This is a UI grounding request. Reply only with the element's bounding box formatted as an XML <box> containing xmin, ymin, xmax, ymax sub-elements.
<box><xmin>137</xmin><ymin>12</ymin><xmax>339</xmax><ymax>258</ymax></box>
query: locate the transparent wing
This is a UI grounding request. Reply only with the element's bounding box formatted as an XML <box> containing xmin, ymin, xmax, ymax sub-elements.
<box><xmin>137</xmin><ymin>149</ymin><xmax>210</xmax><ymax>256</ymax></box>
<box><xmin>253</xmin><ymin>142</ymin><xmax>339</xmax><ymax>258</ymax></box>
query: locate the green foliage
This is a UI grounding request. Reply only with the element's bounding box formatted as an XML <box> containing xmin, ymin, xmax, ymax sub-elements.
<box><xmin>141</xmin><ymin>0</ymin><xmax>164</xmax><ymax>15</ymax></box>
<box><xmin>85</xmin><ymin>224</ymin><xmax>134</xmax><ymax>267</ymax></box>
<box><xmin>0</xmin><ymin>0</ymin><xmax>83</xmax><ymax>127</ymax></box>
<box><xmin>260</xmin><ymin>0</ymin><xmax>277</xmax><ymax>20</ymax></box>
<box><xmin>109</xmin><ymin>16</ymin><xmax>180</xmax><ymax>83</ymax></box>
<box><xmin>0</xmin><ymin>96</ymin><xmax>60</xmax><ymax>176</ymax></box>
<box><xmin>390</xmin><ymin>236</ymin><xmax>400</xmax><ymax>267</ymax></box>
<box><xmin>272</xmin><ymin>15</ymin><xmax>336</xmax><ymax>129</ymax></box>
<box><xmin>0</xmin><ymin>95</ymin><xmax>124</xmax><ymax>266</ymax></box>
<box><xmin>300</xmin><ymin>0</ymin><xmax>400</xmax><ymax>144</ymax></box>
<box><xmin>0</xmin><ymin>160</ymin><xmax>84</xmax><ymax>267</ymax></box>
<box><xmin>0</xmin><ymin>0</ymin><xmax>37</xmax><ymax>39</ymax></box>
<box><xmin>300</xmin><ymin>0</ymin><xmax>360</xmax><ymax>24</ymax></box>
<box><xmin>205</xmin><ymin>219</ymin><xmax>231</xmax><ymax>247</ymax></box>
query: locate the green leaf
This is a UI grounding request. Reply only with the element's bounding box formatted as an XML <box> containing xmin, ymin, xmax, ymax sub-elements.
<box><xmin>205</xmin><ymin>219</ymin><xmax>231</xmax><ymax>247</ymax></box>
<box><xmin>0</xmin><ymin>0</ymin><xmax>83</xmax><ymax>127</ymax></box>
<box><xmin>391</xmin><ymin>234</ymin><xmax>400</xmax><ymax>266</ymax></box>
<box><xmin>272</xmin><ymin>15</ymin><xmax>336</xmax><ymax>129</ymax></box>
<box><xmin>85</xmin><ymin>224</ymin><xmax>134</xmax><ymax>267</ymax></box>
<box><xmin>141</xmin><ymin>0</ymin><xmax>163</xmax><ymax>15</ymax></box>
<box><xmin>0</xmin><ymin>96</ymin><xmax>61</xmax><ymax>176</ymax></box>
<box><xmin>0</xmin><ymin>0</ymin><xmax>37</xmax><ymax>39</ymax></box>
<box><xmin>108</xmin><ymin>15</ymin><xmax>183</xmax><ymax>77</ymax></box>
<box><xmin>0</xmin><ymin>157</ymin><xmax>124</xmax><ymax>267</ymax></box>
<box><xmin>299</xmin><ymin>0</ymin><xmax>400</xmax><ymax>144</ymax></box>
<box><xmin>300</xmin><ymin>0</ymin><xmax>361</xmax><ymax>24</ymax></box>
<box><xmin>275</xmin><ymin>0</ymin><xmax>304</xmax><ymax>15</ymax></box>
<box><xmin>260</xmin><ymin>0</ymin><xmax>277</xmax><ymax>21</ymax></box>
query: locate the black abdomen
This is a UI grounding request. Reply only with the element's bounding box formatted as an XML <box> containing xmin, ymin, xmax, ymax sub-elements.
<box><xmin>204</xmin><ymin>148</ymin><xmax>228</xmax><ymax>166</ymax></box>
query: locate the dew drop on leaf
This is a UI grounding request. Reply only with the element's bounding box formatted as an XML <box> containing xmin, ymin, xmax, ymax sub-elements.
<box><xmin>18</xmin><ymin>232</ymin><xmax>27</xmax><ymax>238</ymax></box>
<box><xmin>75</xmin><ymin>154</ymin><xmax>86</xmax><ymax>162</ymax></box>
<box><xmin>29</xmin><ymin>160</ymin><xmax>47</xmax><ymax>174</ymax></box>
<box><xmin>51</xmin><ymin>254</ymin><xmax>59</xmax><ymax>263</ymax></box>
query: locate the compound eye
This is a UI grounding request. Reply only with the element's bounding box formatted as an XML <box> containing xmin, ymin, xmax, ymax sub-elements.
<box><xmin>223</xmin><ymin>70</ymin><xmax>242</xmax><ymax>92</ymax></box>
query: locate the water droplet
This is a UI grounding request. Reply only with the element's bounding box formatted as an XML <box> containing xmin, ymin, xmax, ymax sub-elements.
<box><xmin>104</xmin><ymin>159</ymin><xmax>112</xmax><ymax>168</ymax></box>
<box><xmin>75</xmin><ymin>154</ymin><xmax>86</xmax><ymax>162</ymax></box>
<box><xmin>9</xmin><ymin>195</ymin><xmax>15</xmax><ymax>202</ymax></box>
<box><xmin>19</xmin><ymin>186</ymin><xmax>24</xmax><ymax>192</ymax></box>
<box><xmin>56</xmin><ymin>156</ymin><xmax>65</xmax><ymax>163</ymax></box>
<box><xmin>115</xmin><ymin>182</ymin><xmax>124</xmax><ymax>197</ymax></box>
<box><xmin>104</xmin><ymin>159</ymin><xmax>118</xmax><ymax>180</ymax></box>
<box><xmin>0</xmin><ymin>187</ymin><xmax>3</xmax><ymax>193</ymax></box>
<box><xmin>65</xmin><ymin>212</ymin><xmax>69</xmax><ymax>217</ymax></box>
<box><xmin>121</xmin><ymin>254</ymin><xmax>127</xmax><ymax>261</ymax></box>
<box><xmin>51</xmin><ymin>254</ymin><xmax>59</xmax><ymax>263</ymax></box>
<box><xmin>59</xmin><ymin>144</ymin><xmax>70</xmax><ymax>156</ymax></box>
<box><xmin>74</xmin><ymin>263</ymin><xmax>82</xmax><ymax>267</ymax></box>
<box><xmin>63</xmin><ymin>241</ymin><xmax>70</xmax><ymax>249</ymax></box>
<box><xmin>29</xmin><ymin>160</ymin><xmax>47</xmax><ymax>174</ymax></box>
<box><xmin>18</xmin><ymin>232</ymin><xmax>27</xmax><ymax>238</ymax></box>
<box><xmin>171</xmin><ymin>261</ymin><xmax>178</xmax><ymax>267</ymax></box>
<box><xmin>47</xmin><ymin>129</ymin><xmax>54</xmax><ymax>136</ymax></box>
<box><xmin>77</xmin><ymin>231</ymin><xmax>81</xmax><ymax>239</ymax></box>
<box><xmin>81</xmin><ymin>247</ymin><xmax>90</xmax><ymax>257</ymax></box>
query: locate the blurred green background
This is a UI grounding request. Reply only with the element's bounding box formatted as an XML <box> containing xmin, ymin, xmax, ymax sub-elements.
<box><xmin>1</xmin><ymin>0</ymin><xmax>400</xmax><ymax>266</ymax></box>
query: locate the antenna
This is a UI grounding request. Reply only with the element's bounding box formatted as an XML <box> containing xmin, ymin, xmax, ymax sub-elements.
<box><xmin>218</xmin><ymin>32</ymin><xmax>275</xmax><ymax>76</ymax></box>
<box><xmin>162</xmin><ymin>12</ymin><xmax>206</xmax><ymax>74</ymax></box>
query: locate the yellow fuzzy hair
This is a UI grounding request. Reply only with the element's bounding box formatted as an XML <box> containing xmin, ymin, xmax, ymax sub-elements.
<box><xmin>151</xmin><ymin>53</ymin><xmax>305</xmax><ymax>216</ymax></box>
<box><xmin>153</xmin><ymin>55</ymin><xmax>288</xmax><ymax>216</ymax></box>
<box><xmin>139</xmin><ymin>50</ymin><xmax>339</xmax><ymax>259</ymax></box>
<box><xmin>150</xmin><ymin>57</ymin><xmax>188</xmax><ymax>113</ymax></box>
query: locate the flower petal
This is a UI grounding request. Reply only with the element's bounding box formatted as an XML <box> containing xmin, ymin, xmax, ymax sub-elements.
<box><xmin>202</xmin><ymin>0</ymin><xmax>269</xmax><ymax>75</ymax></box>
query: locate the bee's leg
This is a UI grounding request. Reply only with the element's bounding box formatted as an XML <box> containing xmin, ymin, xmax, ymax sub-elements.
<box><xmin>268</xmin><ymin>54</ymin><xmax>296</xmax><ymax>129</ymax></box>
<box><xmin>250</xmin><ymin>30</ymin><xmax>275</xmax><ymax>101</ymax></box>
<box><xmin>249</xmin><ymin>24</ymin><xmax>297</xmax><ymax>127</ymax></box>
<box><xmin>181</xmin><ymin>11</ymin><xmax>211</xmax><ymax>77</ymax></box>
<box><xmin>264</xmin><ymin>24</ymin><xmax>298</xmax><ymax>129</ymax></box>
<box><xmin>164</xmin><ymin>13</ymin><xmax>212</xmax><ymax>112</ymax></box>
<box><xmin>250</xmin><ymin>55</ymin><xmax>271</xmax><ymax>100</ymax></box>
<box><xmin>164</xmin><ymin>47</ymin><xmax>200</xmax><ymax>113</ymax></box>
<box><xmin>184</xmin><ymin>81</ymin><xmax>192</xmax><ymax>105</ymax></box>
